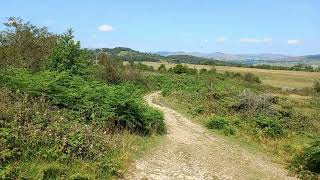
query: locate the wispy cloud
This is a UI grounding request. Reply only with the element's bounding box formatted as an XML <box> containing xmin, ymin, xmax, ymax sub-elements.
<box><xmin>240</xmin><ymin>38</ymin><xmax>272</xmax><ymax>43</ymax></box>
<box><xmin>98</xmin><ymin>24</ymin><xmax>115</xmax><ymax>32</ymax></box>
<box><xmin>216</xmin><ymin>37</ymin><xmax>227</xmax><ymax>43</ymax></box>
<box><xmin>287</xmin><ymin>39</ymin><xmax>301</xmax><ymax>45</ymax></box>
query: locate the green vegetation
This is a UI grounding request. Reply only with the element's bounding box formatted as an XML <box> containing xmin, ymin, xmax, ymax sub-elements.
<box><xmin>290</xmin><ymin>140</ymin><xmax>320</xmax><ymax>176</ymax></box>
<box><xmin>1</xmin><ymin>17</ymin><xmax>319</xmax><ymax>179</ymax></box>
<box><xmin>147</xmin><ymin>64</ymin><xmax>320</xmax><ymax>178</ymax></box>
<box><xmin>0</xmin><ymin>18</ymin><xmax>164</xmax><ymax>179</ymax></box>
<box><xmin>89</xmin><ymin>47</ymin><xmax>320</xmax><ymax>72</ymax></box>
<box><xmin>313</xmin><ymin>80</ymin><xmax>320</xmax><ymax>93</ymax></box>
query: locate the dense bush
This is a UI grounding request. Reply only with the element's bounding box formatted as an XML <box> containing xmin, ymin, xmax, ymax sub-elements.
<box><xmin>206</xmin><ymin>116</ymin><xmax>236</xmax><ymax>135</ymax></box>
<box><xmin>206</xmin><ymin>116</ymin><xmax>229</xmax><ymax>129</ymax></box>
<box><xmin>0</xmin><ymin>69</ymin><xmax>165</xmax><ymax>135</ymax></box>
<box><xmin>291</xmin><ymin>140</ymin><xmax>320</xmax><ymax>175</ymax></box>
<box><xmin>0</xmin><ymin>89</ymin><xmax>158</xmax><ymax>179</ymax></box>
<box><xmin>243</xmin><ymin>73</ymin><xmax>261</xmax><ymax>83</ymax></box>
<box><xmin>0</xmin><ymin>17</ymin><xmax>57</xmax><ymax>70</ymax></box>
<box><xmin>254</xmin><ymin>116</ymin><xmax>284</xmax><ymax>138</ymax></box>
<box><xmin>172</xmin><ymin>64</ymin><xmax>190</xmax><ymax>74</ymax></box>
<box><xmin>97</xmin><ymin>54</ymin><xmax>145</xmax><ymax>84</ymax></box>
<box><xmin>232</xmin><ymin>90</ymin><xmax>278</xmax><ymax>116</ymax></box>
<box><xmin>313</xmin><ymin>80</ymin><xmax>320</xmax><ymax>93</ymax></box>
<box><xmin>45</xmin><ymin>29</ymin><xmax>94</xmax><ymax>77</ymax></box>
<box><xmin>158</xmin><ymin>64</ymin><xmax>167</xmax><ymax>72</ymax></box>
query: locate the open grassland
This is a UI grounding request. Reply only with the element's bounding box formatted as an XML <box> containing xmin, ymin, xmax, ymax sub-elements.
<box><xmin>138</xmin><ymin>61</ymin><xmax>320</xmax><ymax>89</ymax></box>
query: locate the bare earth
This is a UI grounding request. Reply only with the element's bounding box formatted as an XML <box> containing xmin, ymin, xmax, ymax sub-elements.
<box><xmin>124</xmin><ymin>92</ymin><xmax>297</xmax><ymax>180</ymax></box>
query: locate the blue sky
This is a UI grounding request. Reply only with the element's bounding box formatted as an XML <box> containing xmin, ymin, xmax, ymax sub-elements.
<box><xmin>1</xmin><ymin>0</ymin><xmax>319</xmax><ymax>55</ymax></box>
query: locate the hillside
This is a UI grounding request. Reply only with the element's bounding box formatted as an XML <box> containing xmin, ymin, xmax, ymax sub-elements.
<box><xmin>90</xmin><ymin>47</ymin><xmax>233</xmax><ymax>66</ymax></box>
<box><xmin>154</xmin><ymin>51</ymin><xmax>320</xmax><ymax>65</ymax></box>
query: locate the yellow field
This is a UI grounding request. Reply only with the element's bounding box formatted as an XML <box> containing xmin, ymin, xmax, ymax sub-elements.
<box><xmin>139</xmin><ymin>61</ymin><xmax>320</xmax><ymax>88</ymax></box>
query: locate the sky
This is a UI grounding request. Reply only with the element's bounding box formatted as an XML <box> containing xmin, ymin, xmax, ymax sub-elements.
<box><xmin>1</xmin><ymin>0</ymin><xmax>319</xmax><ymax>55</ymax></box>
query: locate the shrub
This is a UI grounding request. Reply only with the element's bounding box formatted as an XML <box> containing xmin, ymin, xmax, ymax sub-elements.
<box><xmin>199</xmin><ymin>68</ymin><xmax>207</xmax><ymax>74</ymax></box>
<box><xmin>42</xmin><ymin>166</ymin><xmax>63</xmax><ymax>180</ymax></box>
<box><xmin>232</xmin><ymin>90</ymin><xmax>278</xmax><ymax>116</ymax></box>
<box><xmin>45</xmin><ymin>29</ymin><xmax>94</xmax><ymax>77</ymax></box>
<box><xmin>188</xmin><ymin>68</ymin><xmax>198</xmax><ymax>75</ymax></box>
<box><xmin>172</xmin><ymin>64</ymin><xmax>189</xmax><ymax>74</ymax></box>
<box><xmin>0</xmin><ymin>17</ymin><xmax>57</xmax><ymax>71</ymax></box>
<box><xmin>291</xmin><ymin>140</ymin><xmax>320</xmax><ymax>175</ymax></box>
<box><xmin>158</xmin><ymin>64</ymin><xmax>167</xmax><ymax>73</ymax></box>
<box><xmin>0</xmin><ymin>88</ymin><xmax>162</xmax><ymax>178</ymax></box>
<box><xmin>313</xmin><ymin>80</ymin><xmax>320</xmax><ymax>93</ymax></box>
<box><xmin>206</xmin><ymin>116</ymin><xmax>228</xmax><ymax>129</ymax></box>
<box><xmin>223</xmin><ymin>125</ymin><xmax>236</xmax><ymax>136</ymax></box>
<box><xmin>254</xmin><ymin>116</ymin><xmax>284</xmax><ymax>138</ymax></box>
<box><xmin>243</xmin><ymin>73</ymin><xmax>261</xmax><ymax>83</ymax></box>
<box><xmin>0</xmin><ymin>69</ymin><xmax>165</xmax><ymax>135</ymax></box>
<box><xmin>209</xmin><ymin>66</ymin><xmax>217</xmax><ymax>73</ymax></box>
<box><xmin>98</xmin><ymin>54</ymin><xmax>145</xmax><ymax>84</ymax></box>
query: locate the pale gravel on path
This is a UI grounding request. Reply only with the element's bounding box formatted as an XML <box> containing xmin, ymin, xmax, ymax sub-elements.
<box><xmin>124</xmin><ymin>92</ymin><xmax>298</xmax><ymax>180</ymax></box>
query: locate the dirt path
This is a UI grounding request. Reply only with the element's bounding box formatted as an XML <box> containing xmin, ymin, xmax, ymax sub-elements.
<box><xmin>124</xmin><ymin>92</ymin><xmax>297</xmax><ymax>180</ymax></box>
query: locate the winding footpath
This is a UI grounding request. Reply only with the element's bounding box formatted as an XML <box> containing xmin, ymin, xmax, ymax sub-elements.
<box><xmin>124</xmin><ymin>92</ymin><xmax>297</xmax><ymax>180</ymax></box>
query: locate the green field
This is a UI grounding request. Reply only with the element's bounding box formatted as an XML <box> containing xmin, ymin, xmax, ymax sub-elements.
<box><xmin>138</xmin><ymin>61</ymin><xmax>320</xmax><ymax>88</ymax></box>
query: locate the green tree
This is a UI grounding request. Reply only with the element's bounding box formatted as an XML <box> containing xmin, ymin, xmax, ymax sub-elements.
<box><xmin>0</xmin><ymin>17</ymin><xmax>57</xmax><ymax>70</ymax></box>
<box><xmin>158</xmin><ymin>64</ymin><xmax>167</xmax><ymax>72</ymax></box>
<box><xmin>173</xmin><ymin>64</ymin><xmax>189</xmax><ymax>74</ymax></box>
<box><xmin>45</xmin><ymin>29</ymin><xmax>92</xmax><ymax>76</ymax></box>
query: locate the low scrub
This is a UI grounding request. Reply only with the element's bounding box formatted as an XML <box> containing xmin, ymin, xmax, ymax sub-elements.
<box><xmin>206</xmin><ymin>116</ymin><xmax>236</xmax><ymax>136</ymax></box>
<box><xmin>290</xmin><ymin>140</ymin><xmax>320</xmax><ymax>177</ymax></box>
<box><xmin>254</xmin><ymin>116</ymin><xmax>284</xmax><ymax>138</ymax></box>
<box><xmin>243</xmin><ymin>73</ymin><xmax>261</xmax><ymax>84</ymax></box>
<box><xmin>232</xmin><ymin>90</ymin><xmax>278</xmax><ymax>116</ymax></box>
<box><xmin>0</xmin><ymin>69</ymin><xmax>165</xmax><ymax>135</ymax></box>
<box><xmin>0</xmin><ymin>89</ymin><xmax>162</xmax><ymax>178</ymax></box>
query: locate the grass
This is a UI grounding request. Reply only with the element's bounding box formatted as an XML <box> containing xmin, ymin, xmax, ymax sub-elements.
<box><xmin>137</xmin><ymin>61</ymin><xmax>320</xmax><ymax>88</ymax></box>
<box><xmin>146</xmin><ymin>70</ymin><xmax>319</xmax><ymax>178</ymax></box>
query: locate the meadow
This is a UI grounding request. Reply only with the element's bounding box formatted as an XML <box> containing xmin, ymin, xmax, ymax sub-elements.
<box><xmin>138</xmin><ymin>61</ymin><xmax>320</xmax><ymax>89</ymax></box>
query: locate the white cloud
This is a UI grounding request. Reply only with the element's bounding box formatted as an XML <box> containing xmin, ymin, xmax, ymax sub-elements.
<box><xmin>216</xmin><ymin>37</ymin><xmax>227</xmax><ymax>43</ymax></box>
<box><xmin>98</xmin><ymin>24</ymin><xmax>115</xmax><ymax>32</ymax></box>
<box><xmin>287</xmin><ymin>39</ymin><xmax>301</xmax><ymax>45</ymax></box>
<box><xmin>240</xmin><ymin>38</ymin><xmax>272</xmax><ymax>43</ymax></box>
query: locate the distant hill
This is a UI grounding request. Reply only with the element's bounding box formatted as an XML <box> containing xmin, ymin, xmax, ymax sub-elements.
<box><xmin>154</xmin><ymin>51</ymin><xmax>320</xmax><ymax>65</ymax></box>
<box><xmin>90</xmin><ymin>47</ymin><xmax>320</xmax><ymax>66</ymax></box>
<box><xmin>95</xmin><ymin>47</ymin><xmax>166</xmax><ymax>62</ymax></box>
<box><xmin>90</xmin><ymin>47</ymin><xmax>233</xmax><ymax>66</ymax></box>
<box><xmin>155</xmin><ymin>51</ymin><xmax>291</xmax><ymax>61</ymax></box>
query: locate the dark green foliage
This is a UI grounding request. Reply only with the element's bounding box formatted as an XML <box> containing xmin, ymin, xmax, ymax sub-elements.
<box><xmin>97</xmin><ymin>54</ymin><xmax>145</xmax><ymax>84</ymax></box>
<box><xmin>42</xmin><ymin>166</ymin><xmax>63</xmax><ymax>180</ymax></box>
<box><xmin>158</xmin><ymin>64</ymin><xmax>167</xmax><ymax>72</ymax></box>
<box><xmin>45</xmin><ymin>29</ymin><xmax>93</xmax><ymax>76</ymax></box>
<box><xmin>0</xmin><ymin>17</ymin><xmax>57</xmax><ymax>70</ymax></box>
<box><xmin>71</xmin><ymin>174</ymin><xmax>90</xmax><ymax>180</ymax></box>
<box><xmin>206</xmin><ymin>116</ymin><xmax>228</xmax><ymax>129</ymax></box>
<box><xmin>206</xmin><ymin>116</ymin><xmax>236</xmax><ymax>136</ymax></box>
<box><xmin>0</xmin><ymin>88</ymin><xmax>163</xmax><ymax>178</ymax></box>
<box><xmin>313</xmin><ymin>80</ymin><xmax>320</xmax><ymax>93</ymax></box>
<box><xmin>243</xmin><ymin>73</ymin><xmax>261</xmax><ymax>83</ymax></box>
<box><xmin>199</xmin><ymin>68</ymin><xmax>208</xmax><ymax>74</ymax></box>
<box><xmin>0</xmin><ymin>70</ymin><xmax>165</xmax><ymax>135</ymax></box>
<box><xmin>254</xmin><ymin>116</ymin><xmax>284</xmax><ymax>138</ymax></box>
<box><xmin>172</xmin><ymin>64</ymin><xmax>190</xmax><ymax>74</ymax></box>
<box><xmin>291</xmin><ymin>140</ymin><xmax>320</xmax><ymax>175</ymax></box>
